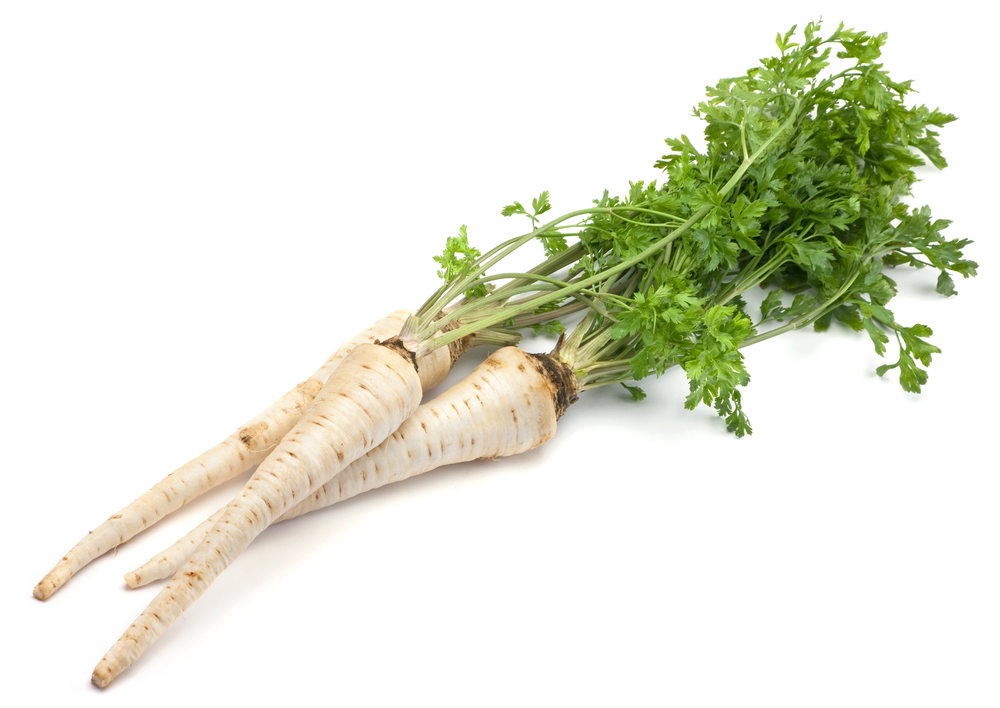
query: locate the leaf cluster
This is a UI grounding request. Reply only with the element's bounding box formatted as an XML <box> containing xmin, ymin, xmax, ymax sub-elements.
<box><xmin>568</xmin><ymin>20</ymin><xmax>975</xmax><ymax>435</ymax></box>
<box><xmin>420</xmin><ymin>22</ymin><xmax>974</xmax><ymax>437</ymax></box>
<box><xmin>432</xmin><ymin>225</ymin><xmax>489</xmax><ymax>299</ymax></box>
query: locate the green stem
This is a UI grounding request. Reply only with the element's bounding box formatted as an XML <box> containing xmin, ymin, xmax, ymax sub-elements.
<box><xmin>421</xmin><ymin>100</ymin><xmax>804</xmax><ymax>356</ymax></box>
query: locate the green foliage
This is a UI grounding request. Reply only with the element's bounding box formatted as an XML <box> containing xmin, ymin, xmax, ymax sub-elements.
<box><xmin>571</xmin><ymin>20</ymin><xmax>974</xmax><ymax>435</ymax></box>
<box><xmin>426</xmin><ymin>22</ymin><xmax>973</xmax><ymax>437</ymax></box>
<box><xmin>433</xmin><ymin>225</ymin><xmax>488</xmax><ymax>298</ymax></box>
<box><xmin>502</xmin><ymin>190</ymin><xmax>567</xmax><ymax>257</ymax></box>
<box><xmin>620</xmin><ymin>383</ymin><xmax>647</xmax><ymax>401</ymax></box>
<box><xmin>526</xmin><ymin>299</ymin><xmax>566</xmax><ymax>336</ymax></box>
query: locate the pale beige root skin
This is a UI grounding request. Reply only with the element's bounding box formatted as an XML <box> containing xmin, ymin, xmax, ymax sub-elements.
<box><xmin>34</xmin><ymin>310</ymin><xmax>452</xmax><ymax>602</ymax></box>
<box><xmin>92</xmin><ymin>343</ymin><xmax>423</xmax><ymax>687</ymax></box>
<box><xmin>126</xmin><ymin>346</ymin><xmax>562</xmax><ymax>587</ymax></box>
<box><xmin>124</xmin><ymin>512</ymin><xmax>224</xmax><ymax>588</ymax></box>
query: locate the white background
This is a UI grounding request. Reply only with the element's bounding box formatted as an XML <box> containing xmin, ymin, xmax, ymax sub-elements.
<box><xmin>2</xmin><ymin>1</ymin><xmax>997</xmax><ymax>705</ymax></box>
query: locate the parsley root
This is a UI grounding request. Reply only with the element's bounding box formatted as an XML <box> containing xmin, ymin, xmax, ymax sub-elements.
<box><xmin>91</xmin><ymin>342</ymin><xmax>425</xmax><ymax>687</ymax></box>
<box><xmin>32</xmin><ymin>20</ymin><xmax>977</xmax><ymax>690</ymax></box>
<box><xmin>32</xmin><ymin>310</ymin><xmax>453</xmax><ymax>601</ymax></box>
<box><xmin>126</xmin><ymin>345</ymin><xmax>576</xmax><ymax>587</ymax></box>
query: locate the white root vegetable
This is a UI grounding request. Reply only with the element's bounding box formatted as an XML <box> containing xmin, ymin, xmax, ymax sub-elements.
<box><xmin>33</xmin><ymin>311</ymin><xmax>454</xmax><ymax>601</ymax></box>
<box><xmin>126</xmin><ymin>346</ymin><xmax>574</xmax><ymax>587</ymax></box>
<box><xmin>92</xmin><ymin>342</ymin><xmax>425</xmax><ymax>687</ymax></box>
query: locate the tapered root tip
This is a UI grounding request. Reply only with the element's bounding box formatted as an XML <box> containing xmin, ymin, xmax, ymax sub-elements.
<box><xmin>33</xmin><ymin>566</ymin><xmax>72</xmax><ymax>600</ymax></box>
<box><xmin>124</xmin><ymin>572</ymin><xmax>142</xmax><ymax>589</ymax></box>
<box><xmin>92</xmin><ymin>658</ymin><xmax>120</xmax><ymax>688</ymax></box>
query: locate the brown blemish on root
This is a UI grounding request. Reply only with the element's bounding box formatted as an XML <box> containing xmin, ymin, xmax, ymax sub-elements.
<box><xmin>485</xmin><ymin>356</ymin><xmax>505</xmax><ymax>370</ymax></box>
<box><xmin>238</xmin><ymin>420</ymin><xmax>271</xmax><ymax>450</ymax></box>
<box><xmin>376</xmin><ymin>336</ymin><xmax>419</xmax><ymax>371</ymax></box>
<box><xmin>525</xmin><ymin>352</ymin><xmax>580</xmax><ymax>418</ymax></box>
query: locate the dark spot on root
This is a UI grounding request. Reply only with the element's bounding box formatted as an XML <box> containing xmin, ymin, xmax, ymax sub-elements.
<box><xmin>376</xmin><ymin>336</ymin><xmax>419</xmax><ymax>371</ymax></box>
<box><xmin>421</xmin><ymin>422</ymin><xmax>427</xmax><ymax>432</ymax></box>
<box><xmin>336</xmin><ymin>449</ymin><xmax>344</xmax><ymax>462</ymax></box>
<box><xmin>526</xmin><ymin>352</ymin><xmax>580</xmax><ymax>418</ymax></box>
<box><xmin>287</xmin><ymin>451</ymin><xmax>298</xmax><ymax>459</ymax></box>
